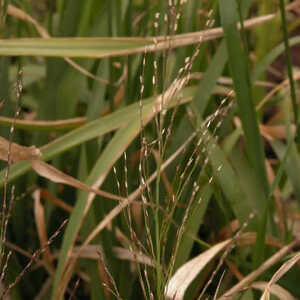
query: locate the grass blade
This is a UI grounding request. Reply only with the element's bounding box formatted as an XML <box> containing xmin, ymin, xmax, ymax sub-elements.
<box><xmin>219</xmin><ymin>0</ymin><xmax>269</xmax><ymax>195</ymax></box>
<box><xmin>0</xmin><ymin>14</ymin><xmax>275</xmax><ymax>58</ymax></box>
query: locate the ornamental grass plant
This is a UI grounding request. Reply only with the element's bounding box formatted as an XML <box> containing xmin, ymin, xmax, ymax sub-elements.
<box><xmin>0</xmin><ymin>1</ymin><xmax>300</xmax><ymax>299</ymax></box>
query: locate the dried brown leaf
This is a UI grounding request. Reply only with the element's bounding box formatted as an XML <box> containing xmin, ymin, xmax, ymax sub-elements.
<box><xmin>261</xmin><ymin>252</ymin><xmax>300</xmax><ymax>300</ymax></box>
<box><xmin>112</xmin><ymin>247</ymin><xmax>154</xmax><ymax>267</ymax></box>
<box><xmin>7</xmin><ymin>5</ymin><xmax>49</xmax><ymax>38</ymax></box>
<box><xmin>70</xmin><ymin>245</ymin><xmax>102</xmax><ymax>259</ymax></box>
<box><xmin>33</xmin><ymin>189</ymin><xmax>54</xmax><ymax>269</ymax></box>
<box><xmin>0</xmin><ymin>136</ymin><xmax>41</xmax><ymax>162</ymax></box>
<box><xmin>0</xmin><ymin>136</ymin><xmax>124</xmax><ymax>202</ymax></box>
<box><xmin>30</xmin><ymin>160</ymin><xmax>125</xmax><ymax>202</ymax></box>
<box><xmin>40</xmin><ymin>189</ymin><xmax>73</xmax><ymax>213</ymax></box>
<box><xmin>252</xmin><ymin>281</ymin><xmax>297</xmax><ymax>300</ymax></box>
<box><xmin>165</xmin><ymin>239</ymin><xmax>232</xmax><ymax>300</ymax></box>
<box><xmin>63</xmin><ymin>245</ymin><xmax>154</xmax><ymax>266</ymax></box>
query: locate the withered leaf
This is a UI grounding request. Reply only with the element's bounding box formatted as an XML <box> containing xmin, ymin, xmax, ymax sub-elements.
<box><xmin>0</xmin><ymin>136</ymin><xmax>124</xmax><ymax>202</ymax></box>
<box><xmin>0</xmin><ymin>136</ymin><xmax>41</xmax><ymax>162</ymax></box>
<box><xmin>30</xmin><ymin>160</ymin><xmax>124</xmax><ymax>201</ymax></box>
<box><xmin>165</xmin><ymin>239</ymin><xmax>231</xmax><ymax>300</ymax></box>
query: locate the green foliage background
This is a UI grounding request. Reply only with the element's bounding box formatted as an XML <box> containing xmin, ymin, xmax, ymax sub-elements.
<box><xmin>0</xmin><ymin>0</ymin><xmax>300</xmax><ymax>299</ymax></box>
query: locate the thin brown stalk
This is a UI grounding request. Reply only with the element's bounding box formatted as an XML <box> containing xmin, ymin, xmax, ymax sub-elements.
<box><xmin>218</xmin><ymin>240</ymin><xmax>300</xmax><ymax>300</ymax></box>
<box><xmin>1</xmin><ymin>219</ymin><xmax>68</xmax><ymax>299</ymax></box>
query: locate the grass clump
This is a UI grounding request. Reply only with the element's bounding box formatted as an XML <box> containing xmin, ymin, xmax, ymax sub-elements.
<box><xmin>0</xmin><ymin>1</ymin><xmax>300</xmax><ymax>299</ymax></box>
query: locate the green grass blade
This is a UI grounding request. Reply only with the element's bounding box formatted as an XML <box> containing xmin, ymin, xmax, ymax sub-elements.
<box><xmin>271</xmin><ymin>140</ymin><xmax>300</xmax><ymax>203</ymax></box>
<box><xmin>229</xmin><ymin>148</ymin><xmax>266</xmax><ymax>214</ymax></box>
<box><xmin>0</xmin><ymin>37</ymin><xmax>152</xmax><ymax>58</ymax></box>
<box><xmin>205</xmin><ymin>132</ymin><xmax>253</xmax><ymax>223</ymax></box>
<box><xmin>219</xmin><ymin>0</ymin><xmax>269</xmax><ymax>196</ymax></box>
<box><xmin>279</xmin><ymin>0</ymin><xmax>298</xmax><ymax>127</ymax></box>
<box><xmin>189</xmin><ymin>112</ymin><xmax>253</xmax><ymax>224</ymax></box>
<box><xmin>192</xmin><ymin>40</ymin><xmax>228</xmax><ymax>117</ymax></box>
<box><xmin>171</xmin><ymin>39</ymin><xmax>228</xmax><ymax>271</ymax></box>
<box><xmin>172</xmin><ymin>184</ymin><xmax>212</xmax><ymax>271</ymax></box>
